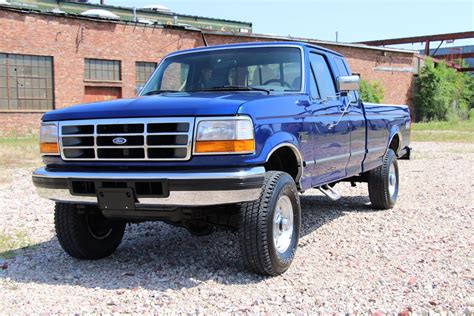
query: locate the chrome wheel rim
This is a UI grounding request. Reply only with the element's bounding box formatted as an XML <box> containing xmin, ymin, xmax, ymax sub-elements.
<box><xmin>388</xmin><ymin>162</ymin><xmax>397</xmax><ymax>198</ymax></box>
<box><xmin>273</xmin><ymin>195</ymin><xmax>294</xmax><ymax>254</ymax></box>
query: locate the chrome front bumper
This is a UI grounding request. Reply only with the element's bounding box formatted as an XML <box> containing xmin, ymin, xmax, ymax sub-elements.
<box><xmin>32</xmin><ymin>166</ymin><xmax>265</xmax><ymax>207</ymax></box>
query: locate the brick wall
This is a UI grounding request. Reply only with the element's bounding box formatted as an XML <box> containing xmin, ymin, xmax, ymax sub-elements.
<box><xmin>0</xmin><ymin>112</ymin><xmax>43</xmax><ymax>136</ymax></box>
<box><xmin>0</xmin><ymin>8</ymin><xmax>415</xmax><ymax>136</ymax></box>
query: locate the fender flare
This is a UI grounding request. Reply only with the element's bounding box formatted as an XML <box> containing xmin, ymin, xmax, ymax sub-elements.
<box><xmin>260</xmin><ymin>132</ymin><xmax>304</xmax><ymax>185</ymax></box>
<box><xmin>385</xmin><ymin>127</ymin><xmax>403</xmax><ymax>156</ymax></box>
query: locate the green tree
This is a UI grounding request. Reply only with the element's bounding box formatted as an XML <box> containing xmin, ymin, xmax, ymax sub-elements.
<box><xmin>359</xmin><ymin>79</ymin><xmax>384</xmax><ymax>103</ymax></box>
<box><xmin>414</xmin><ymin>59</ymin><xmax>473</xmax><ymax>122</ymax></box>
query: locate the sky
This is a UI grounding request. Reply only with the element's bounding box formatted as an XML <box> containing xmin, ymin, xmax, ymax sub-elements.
<box><xmin>90</xmin><ymin>0</ymin><xmax>474</xmax><ymax>50</ymax></box>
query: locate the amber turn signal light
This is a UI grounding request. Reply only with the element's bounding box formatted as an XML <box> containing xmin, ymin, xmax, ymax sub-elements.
<box><xmin>40</xmin><ymin>142</ymin><xmax>59</xmax><ymax>154</ymax></box>
<box><xmin>195</xmin><ymin>139</ymin><xmax>254</xmax><ymax>154</ymax></box>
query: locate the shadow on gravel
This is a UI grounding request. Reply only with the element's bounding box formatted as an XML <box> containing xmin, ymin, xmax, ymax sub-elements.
<box><xmin>0</xmin><ymin>193</ymin><xmax>378</xmax><ymax>291</ymax></box>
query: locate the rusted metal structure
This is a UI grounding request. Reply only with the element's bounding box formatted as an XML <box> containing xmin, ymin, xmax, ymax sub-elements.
<box><xmin>357</xmin><ymin>31</ymin><xmax>474</xmax><ymax>72</ymax></box>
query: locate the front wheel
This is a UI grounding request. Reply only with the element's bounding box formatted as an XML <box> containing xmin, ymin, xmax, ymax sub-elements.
<box><xmin>54</xmin><ymin>203</ymin><xmax>126</xmax><ymax>259</ymax></box>
<box><xmin>238</xmin><ymin>171</ymin><xmax>301</xmax><ymax>276</ymax></box>
<box><xmin>368</xmin><ymin>149</ymin><xmax>399</xmax><ymax>209</ymax></box>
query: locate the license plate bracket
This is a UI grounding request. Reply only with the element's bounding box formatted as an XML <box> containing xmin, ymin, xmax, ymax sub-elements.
<box><xmin>97</xmin><ymin>188</ymin><xmax>136</xmax><ymax>211</ymax></box>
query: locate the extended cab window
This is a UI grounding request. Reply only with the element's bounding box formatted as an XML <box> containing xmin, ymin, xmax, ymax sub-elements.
<box><xmin>333</xmin><ymin>57</ymin><xmax>357</xmax><ymax>103</ymax></box>
<box><xmin>309</xmin><ymin>53</ymin><xmax>336</xmax><ymax>99</ymax></box>
<box><xmin>141</xmin><ymin>47</ymin><xmax>302</xmax><ymax>94</ymax></box>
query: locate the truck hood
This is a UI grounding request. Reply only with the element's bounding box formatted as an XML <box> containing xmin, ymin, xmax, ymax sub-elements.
<box><xmin>42</xmin><ymin>92</ymin><xmax>271</xmax><ymax>121</ymax></box>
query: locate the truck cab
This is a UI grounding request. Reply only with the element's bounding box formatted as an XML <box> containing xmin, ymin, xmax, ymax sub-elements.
<box><xmin>33</xmin><ymin>42</ymin><xmax>411</xmax><ymax>276</ymax></box>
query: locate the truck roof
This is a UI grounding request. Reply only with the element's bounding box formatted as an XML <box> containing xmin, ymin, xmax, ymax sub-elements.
<box><xmin>164</xmin><ymin>41</ymin><xmax>343</xmax><ymax>58</ymax></box>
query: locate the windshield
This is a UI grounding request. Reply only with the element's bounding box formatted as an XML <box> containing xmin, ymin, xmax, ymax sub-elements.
<box><xmin>141</xmin><ymin>47</ymin><xmax>303</xmax><ymax>94</ymax></box>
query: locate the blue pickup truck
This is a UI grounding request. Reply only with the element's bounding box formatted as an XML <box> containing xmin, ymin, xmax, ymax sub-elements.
<box><xmin>32</xmin><ymin>42</ymin><xmax>411</xmax><ymax>276</ymax></box>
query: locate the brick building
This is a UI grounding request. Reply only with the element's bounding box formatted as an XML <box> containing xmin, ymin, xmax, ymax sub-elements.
<box><xmin>0</xmin><ymin>5</ymin><xmax>416</xmax><ymax>136</ymax></box>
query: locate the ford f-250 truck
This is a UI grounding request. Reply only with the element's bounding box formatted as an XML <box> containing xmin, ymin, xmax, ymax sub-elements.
<box><xmin>32</xmin><ymin>42</ymin><xmax>411</xmax><ymax>276</ymax></box>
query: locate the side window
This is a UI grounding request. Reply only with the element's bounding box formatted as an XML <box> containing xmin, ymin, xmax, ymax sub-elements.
<box><xmin>309</xmin><ymin>67</ymin><xmax>320</xmax><ymax>99</ymax></box>
<box><xmin>309</xmin><ymin>53</ymin><xmax>336</xmax><ymax>99</ymax></box>
<box><xmin>334</xmin><ymin>57</ymin><xmax>358</xmax><ymax>103</ymax></box>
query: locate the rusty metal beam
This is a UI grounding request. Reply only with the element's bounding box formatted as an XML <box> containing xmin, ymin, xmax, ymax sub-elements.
<box><xmin>433</xmin><ymin>52</ymin><xmax>474</xmax><ymax>59</ymax></box>
<box><xmin>458</xmin><ymin>67</ymin><xmax>474</xmax><ymax>72</ymax></box>
<box><xmin>357</xmin><ymin>31</ymin><xmax>474</xmax><ymax>46</ymax></box>
<box><xmin>424</xmin><ymin>41</ymin><xmax>430</xmax><ymax>56</ymax></box>
<box><xmin>420</xmin><ymin>55</ymin><xmax>461</xmax><ymax>69</ymax></box>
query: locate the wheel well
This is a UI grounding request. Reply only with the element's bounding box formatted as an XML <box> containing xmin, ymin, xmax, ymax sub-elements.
<box><xmin>264</xmin><ymin>146</ymin><xmax>299</xmax><ymax>182</ymax></box>
<box><xmin>389</xmin><ymin>134</ymin><xmax>400</xmax><ymax>155</ymax></box>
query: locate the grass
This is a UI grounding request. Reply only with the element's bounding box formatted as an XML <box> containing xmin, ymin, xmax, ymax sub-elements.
<box><xmin>0</xmin><ymin>231</ymin><xmax>32</xmax><ymax>259</ymax></box>
<box><xmin>0</xmin><ymin>135</ymin><xmax>41</xmax><ymax>168</ymax></box>
<box><xmin>0</xmin><ymin>135</ymin><xmax>41</xmax><ymax>183</ymax></box>
<box><xmin>411</xmin><ymin>120</ymin><xmax>474</xmax><ymax>143</ymax></box>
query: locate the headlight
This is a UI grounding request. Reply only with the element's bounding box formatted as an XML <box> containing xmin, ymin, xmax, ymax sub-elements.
<box><xmin>194</xmin><ymin>117</ymin><xmax>255</xmax><ymax>154</ymax></box>
<box><xmin>39</xmin><ymin>122</ymin><xmax>59</xmax><ymax>155</ymax></box>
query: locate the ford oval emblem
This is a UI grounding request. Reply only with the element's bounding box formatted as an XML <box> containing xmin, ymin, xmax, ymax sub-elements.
<box><xmin>112</xmin><ymin>137</ymin><xmax>127</xmax><ymax>145</ymax></box>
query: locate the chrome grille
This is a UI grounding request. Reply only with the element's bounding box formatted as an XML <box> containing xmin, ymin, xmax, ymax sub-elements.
<box><xmin>59</xmin><ymin>118</ymin><xmax>195</xmax><ymax>161</ymax></box>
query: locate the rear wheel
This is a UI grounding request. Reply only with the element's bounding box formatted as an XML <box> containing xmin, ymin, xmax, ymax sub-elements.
<box><xmin>238</xmin><ymin>171</ymin><xmax>301</xmax><ymax>276</ymax></box>
<box><xmin>368</xmin><ymin>149</ymin><xmax>399</xmax><ymax>209</ymax></box>
<box><xmin>54</xmin><ymin>203</ymin><xmax>126</xmax><ymax>259</ymax></box>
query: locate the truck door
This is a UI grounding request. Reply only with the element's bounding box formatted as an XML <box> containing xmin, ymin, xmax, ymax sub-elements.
<box><xmin>308</xmin><ymin>52</ymin><xmax>351</xmax><ymax>186</ymax></box>
<box><xmin>333</xmin><ymin>57</ymin><xmax>366</xmax><ymax>177</ymax></box>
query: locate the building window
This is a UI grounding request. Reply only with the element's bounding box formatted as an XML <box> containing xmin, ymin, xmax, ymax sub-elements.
<box><xmin>136</xmin><ymin>62</ymin><xmax>157</xmax><ymax>87</ymax></box>
<box><xmin>84</xmin><ymin>59</ymin><xmax>121</xmax><ymax>81</ymax></box>
<box><xmin>0</xmin><ymin>53</ymin><xmax>54</xmax><ymax>111</ymax></box>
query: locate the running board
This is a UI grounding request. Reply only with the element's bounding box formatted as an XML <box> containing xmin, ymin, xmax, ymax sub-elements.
<box><xmin>318</xmin><ymin>185</ymin><xmax>341</xmax><ymax>201</ymax></box>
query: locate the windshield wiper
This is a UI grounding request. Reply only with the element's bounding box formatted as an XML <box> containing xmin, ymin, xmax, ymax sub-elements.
<box><xmin>198</xmin><ymin>85</ymin><xmax>271</xmax><ymax>95</ymax></box>
<box><xmin>143</xmin><ymin>90</ymin><xmax>180</xmax><ymax>96</ymax></box>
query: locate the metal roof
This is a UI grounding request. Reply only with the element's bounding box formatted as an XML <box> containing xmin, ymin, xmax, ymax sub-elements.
<box><xmin>5</xmin><ymin>0</ymin><xmax>252</xmax><ymax>31</ymax></box>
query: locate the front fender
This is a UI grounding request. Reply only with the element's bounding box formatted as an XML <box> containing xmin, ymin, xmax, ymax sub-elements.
<box><xmin>257</xmin><ymin>131</ymin><xmax>304</xmax><ymax>185</ymax></box>
<box><xmin>259</xmin><ymin>131</ymin><xmax>301</xmax><ymax>162</ymax></box>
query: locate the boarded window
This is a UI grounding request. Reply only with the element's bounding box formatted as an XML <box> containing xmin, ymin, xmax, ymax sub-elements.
<box><xmin>136</xmin><ymin>62</ymin><xmax>157</xmax><ymax>87</ymax></box>
<box><xmin>84</xmin><ymin>59</ymin><xmax>121</xmax><ymax>81</ymax></box>
<box><xmin>84</xmin><ymin>86</ymin><xmax>122</xmax><ymax>103</ymax></box>
<box><xmin>0</xmin><ymin>53</ymin><xmax>54</xmax><ymax>111</ymax></box>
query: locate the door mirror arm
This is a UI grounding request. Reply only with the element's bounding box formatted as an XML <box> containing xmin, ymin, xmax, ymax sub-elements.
<box><xmin>328</xmin><ymin>96</ymin><xmax>351</xmax><ymax>129</ymax></box>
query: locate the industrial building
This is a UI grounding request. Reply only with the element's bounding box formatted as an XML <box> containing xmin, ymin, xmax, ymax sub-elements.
<box><xmin>0</xmin><ymin>0</ymin><xmax>417</xmax><ymax>136</ymax></box>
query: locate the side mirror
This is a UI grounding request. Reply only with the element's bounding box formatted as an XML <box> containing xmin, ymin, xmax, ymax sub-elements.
<box><xmin>135</xmin><ymin>85</ymin><xmax>144</xmax><ymax>95</ymax></box>
<box><xmin>337</xmin><ymin>75</ymin><xmax>360</xmax><ymax>92</ymax></box>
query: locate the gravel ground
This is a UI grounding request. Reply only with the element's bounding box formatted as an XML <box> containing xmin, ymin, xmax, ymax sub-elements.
<box><xmin>0</xmin><ymin>142</ymin><xmax>473</xmax><ymax>314</ymax></box>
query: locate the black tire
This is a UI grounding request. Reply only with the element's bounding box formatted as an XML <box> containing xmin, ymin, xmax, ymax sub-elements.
<box><xmin>54</xmin><ymin>202</ymin><xmax>126</xmax><ymax>259</ymax></box>
<box><xmin>238</xmin><ymin>171</ymin><xmax>301</xmax><ymax>276</ymax></box>
<box><xmin>368</xmin><ymin>149</ymin><xmax>399</xmax><ymax>209</ymax></box>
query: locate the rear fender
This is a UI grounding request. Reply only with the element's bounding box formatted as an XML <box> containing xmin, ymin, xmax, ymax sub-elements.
<box><xmin>386</xmin><ymin>126</ymin><xmax>402</xmax><ymax>156</ymax></box>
